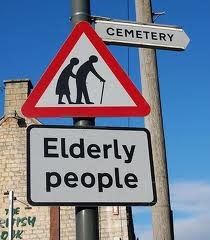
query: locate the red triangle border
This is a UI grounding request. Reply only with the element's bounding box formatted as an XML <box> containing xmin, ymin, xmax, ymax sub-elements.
<box><xmin>21</xmin><ymin>21</ymin><xmax>150</xmax><ymax>118</ymax></box>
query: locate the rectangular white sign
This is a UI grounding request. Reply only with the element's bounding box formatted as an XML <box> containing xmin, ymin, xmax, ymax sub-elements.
<box><xmin>27</xmin><ymin>125</ymin><xmax>156</xmax><ymax>206</ymax></box>
<box><xmin>95</xmin><ymin>19</ymin><xmax>190</xmax><ymax>50</ymax></box>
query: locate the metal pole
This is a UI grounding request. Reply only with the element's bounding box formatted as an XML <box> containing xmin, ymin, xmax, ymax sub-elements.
<box><xmin>71</xmin><ymin>0</ymin><xmax>91</xmax><ymax>26</ymax></box>
<box><xmin>71</xmin><ymin>1</ymin><xmax>98</xmax><ymax>240</ymax></box>
<box><xmin>75</xmin><ymin>207</ymin><xmax>98</xmax><ymax>240</ymax></box>
<box><xmin>8</xmin><ymin>191</ymin><xmax>14</xmax><ymax>240</ymax></box>
<box><xmin>135</xmin><ymin>0</ymin><xmax>174</xmax><ymax>239</ymax></box>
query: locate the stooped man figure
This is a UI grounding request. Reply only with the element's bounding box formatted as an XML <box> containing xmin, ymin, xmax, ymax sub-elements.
<box><xmin>75</xmin><ymin>55</ymin><xmax>106</xmax><ymax>104</ymax></box>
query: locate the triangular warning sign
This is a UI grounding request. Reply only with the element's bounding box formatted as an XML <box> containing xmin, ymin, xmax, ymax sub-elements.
<box><xmin>21</xmin><ymin>21</ymin><xmax>150</xmax><ymax>118</ymax></box>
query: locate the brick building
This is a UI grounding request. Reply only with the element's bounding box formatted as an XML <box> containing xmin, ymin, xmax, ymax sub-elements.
<box><xmin>0</xmin><ymin>79</ymin><xmax>135</xmax><ymax>240</ymax></box>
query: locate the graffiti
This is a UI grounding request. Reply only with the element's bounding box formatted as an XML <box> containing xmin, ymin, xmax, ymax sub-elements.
<box><xmin>0</xmin><ymin>231</ymin><xmax>23</xmax><ymax>240</ymax></box>
<box><xmin>0</xmin><ymin>208</ymin><xmax>36</xmax><ymax>239</ymax></box>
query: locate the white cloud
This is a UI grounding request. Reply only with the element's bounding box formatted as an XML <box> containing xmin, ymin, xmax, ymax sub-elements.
<box><xmin>170</xmin><ymin>181</ymin><xmax>210</xmax><ymax>214</ymax></box>
<box><xmin>133</xmin><ymin>180</ymin><xmax>210</xmax><ymax>240</ymax></box>
<box><xmin>174</xmin><ymin>214</ymin><xmax>210</xmax><ymax>240</ymax></box>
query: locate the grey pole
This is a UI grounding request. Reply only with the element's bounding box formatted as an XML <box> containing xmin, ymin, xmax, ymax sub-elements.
<box><xmin>8</xmin><ymin>191</ymin><xmax>14</xmax><ymax>240</ymax></box>
<box><xmin>71</xmin><ymin>1</ymin><xmax>98</xmax><ymax>240</ymax></box>
<box><xmin>135</xmin><ymin>0</ymin><xmax>174</xmax><ymax>239</ymax></box>
<box><xmin>71</xmin><ymin>0</ymin><xmax>91</xmax><ymax>26</ymax></box>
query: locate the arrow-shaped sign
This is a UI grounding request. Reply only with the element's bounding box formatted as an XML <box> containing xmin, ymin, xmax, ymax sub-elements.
<box><xmin>94</xmin><ymin>19</ymin><xmax>190</xmax><ymax>51</ymax></box>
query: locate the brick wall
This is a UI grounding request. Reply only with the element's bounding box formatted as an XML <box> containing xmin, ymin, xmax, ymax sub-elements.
<box><xmin>0</xmin><ymin>79</ymin><xmax>134</xmax><ymax>240</ymax></box>
<box><xmin>0</xmin><ymin>115</ymin><xmax>50</xmax><ymax>240</ymax></box>
<box><xmin>3</xmin><ymin>79</ymin><xmax>32</xmax><ymax>116</ymax></box>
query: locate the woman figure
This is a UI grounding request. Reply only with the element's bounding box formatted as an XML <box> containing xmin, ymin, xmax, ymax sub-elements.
<box><xmin>56</xmin><ymin>57</ymin><xmax>79</xmax><ymax>104</ymax></box>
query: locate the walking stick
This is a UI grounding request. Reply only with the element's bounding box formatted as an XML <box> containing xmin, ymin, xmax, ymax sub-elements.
<box><xmin>100</xmin><ymin>81</ymin><xmax>105</xmax><ymax>104</ymax></box>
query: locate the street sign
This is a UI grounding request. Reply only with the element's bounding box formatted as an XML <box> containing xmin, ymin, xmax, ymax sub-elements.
<box><xmin>94</xmin><ymin>19</ymin><xmax>190</xmax><ymax>50</ymax></box>
<box><xmin>27</xmin><ymin>125</ymin><xmax>156</xmax><ymax>206</ymax></box>
<box><xmin>21</xmin><ymin>21</ymin><xmax>150</xmax><ymax>118</ymax></box>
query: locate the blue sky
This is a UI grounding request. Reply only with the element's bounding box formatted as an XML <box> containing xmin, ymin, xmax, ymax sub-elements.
<box><xmin>1</xmin><ymin>1</ymin><xmax>210</xmax><ymax>239</ymax></box>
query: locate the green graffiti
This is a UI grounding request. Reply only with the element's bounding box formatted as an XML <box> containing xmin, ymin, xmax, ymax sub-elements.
<box><xmin>28</xmin><ymin>217</ymin><xmax>36</xmax><ymax>227</ymax></box>
<box><xmin>0</xmin><ymin>232</ymin><xmax>7</xmax><ymax>240</ymax></box>
<box><xmin>4</xmin><ymin>208</ymin><xmax>20</xmax><ymax>216</ymax></box>
<box><xmin>0</xmin><ymin>208</ymin><xmax>36</xmax><ymax>239</ymax></box>
<box><xmin>0</xmin><ymin>220</ymin><xmax>5</xmax><ymax>229</ymax></box>
<box><xmin>16</xmin><ymin>217</ymin><xmax>27</xmax><ymax>227</ymax></box>
<box><xmin>0</xmin><ymin>217</ymin><xmax>36</xmax><ymax>228</ymax></box>
<box><xmin>0</xmin><ymin>230</ymin><xmax>24</xmax><ymax>240</ymax></box>
<box><xmin>14</xmin><ymin>230</ymin><xmax>24</xmax><ymax>239</ymax></box>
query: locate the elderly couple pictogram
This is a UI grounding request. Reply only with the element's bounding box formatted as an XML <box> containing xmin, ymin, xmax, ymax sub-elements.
<box><xmin>55</xmin><ymin>55</ymin><xmax>106</xmax><ymax>104</ymax></box>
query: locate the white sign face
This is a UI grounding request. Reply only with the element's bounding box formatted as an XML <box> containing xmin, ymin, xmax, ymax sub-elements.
<box><xmin>27</xmin><ymin>125</ymin><xmax>156</xmax><ymax>206</ymax></box>
<box><xmin>95</xmin><ymin>20</ymin><xmax>190</xmax><ymax>50</ymax></box>
<box><xmin>36</xmin><ymin>33</ymin><xmax>136</xmax><ymax>108</ymax></box>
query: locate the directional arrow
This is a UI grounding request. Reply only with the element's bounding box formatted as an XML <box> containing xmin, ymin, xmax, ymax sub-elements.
<box><xmin>94</xmin><ymin>19</ymin><xmax>190</xmax><ymax>51</ymax></box>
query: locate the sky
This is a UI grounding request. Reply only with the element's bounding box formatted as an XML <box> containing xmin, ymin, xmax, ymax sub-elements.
<box><xmin>0</xmin><ymin>0</ymin><xmax>210</xmax><ymax>240</ymax></box>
